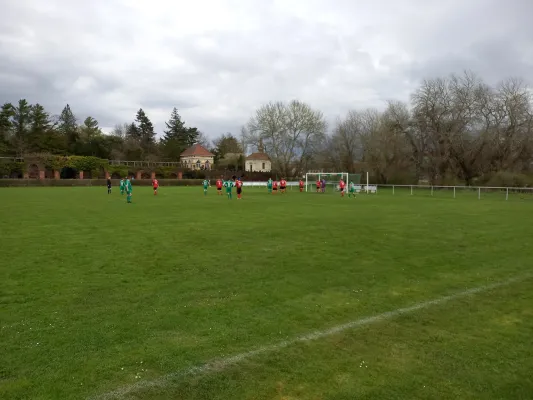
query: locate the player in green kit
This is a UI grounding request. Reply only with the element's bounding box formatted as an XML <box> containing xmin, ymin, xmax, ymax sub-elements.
<box><xmin>224</xmin><ymin>179</ymin><xmax>234</xmax><ymax>199</ymax></box>
<box><xmin>203</xmin><ymin>179</ymin><xmax>210</xmax><ymax>195</ymax></box>
<box><xmin>125</xmin><ymin>177</ymin><xmax>133</xmax><ymax>203</ymax></box>
<box><xmin>119</xmin><ymin>178</ymin><xmax>125</xmax><ymax>195</ymax></box>
<box><xmin>267</xmin><ymin>178</ymin><xmax>273</xmax><ymax>194</ymax></box>
<box><xmin>348</xmin><ymin>181</ymin><xmax>356</xmax><ymax>198</ymax></box>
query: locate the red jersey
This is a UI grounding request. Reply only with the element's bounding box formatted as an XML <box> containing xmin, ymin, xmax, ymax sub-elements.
<box><xmin>316</xmin><ymin>180</ymin><xmax>321</xmax><ymax>187</ymax></box>
<box><xmin>280</xmin><ymin>179</ymin><xmax>287</xmax><ymax>187</ymax></box>
<box><xmin>299</xmin><ymin>180</ymin><xmax>304</xmax><ymax>187</ymax></box>
<box><xmin>235</xmin><ymin>180</ymin><xmax>243</xmax><ymax>188</ymax></box>
<box><xmin>216</xmin><ymin>179</ymin><xmax>222</xmax><ymax>188</ymax></box>
<box><xmin>153</xmin><ymin>179</ymin><xmax>159</xmax><ymax>188</ymax></box>
<box><xmin>339</xmin><ymin>180</ymin><xmax>345</xmax><ymax>189</ymax></box>
<box><xmin>273</xmin><ymin>181</ymin><xmax>278</xmax><ymax>188</ymax></box>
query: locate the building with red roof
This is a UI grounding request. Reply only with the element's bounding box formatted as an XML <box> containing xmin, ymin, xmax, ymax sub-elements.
<box><xmin>180</xmin><ymin>144</ymin><xmax>214</xmax><ymax>170</ymax></box>
<box><xmin>245</xmin><ymin>142</ymin><xmax>271</xmax><ymax>172</ymax></box>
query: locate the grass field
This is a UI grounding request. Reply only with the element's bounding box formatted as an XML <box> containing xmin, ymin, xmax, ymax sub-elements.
<box><xmin>1</xmin><ymin>185</ymin><xmax>532</xmax><ymax>400</ymax></box>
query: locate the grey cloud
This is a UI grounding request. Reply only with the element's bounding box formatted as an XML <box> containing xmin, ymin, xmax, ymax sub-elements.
<box><xmin>1</xmin><ymin>0</ymin><xmax>531</xmax><ymax>138</ymax></box>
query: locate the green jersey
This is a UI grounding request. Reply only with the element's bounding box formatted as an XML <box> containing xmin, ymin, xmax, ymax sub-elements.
<box><xmin>267</xmin><ymin>179</ymin><xmax>273</xmax><ymax>188</ymax></box>
<box><xmin>349</xmin><ymin>182</ymin><xmax>355</xmax><ymax>192</ymax></box>
<box><xmin>119</xmin><ymin>179</ymin><xmax>124</xmax><ymax>189</ymax></box>
<box><xmin>125</xmin><ymin>179</ymin><xmax>132</xmax><ymax>192</ymax></box>
<box><xmin>224</xmin><ymin>180</ymin><xmax>234</xmax><ymax>191</ymax></box>
<box><xmin>203</xmin><ymin>179</ymin><xmax>209</xmax><ymax>188</ymax></box>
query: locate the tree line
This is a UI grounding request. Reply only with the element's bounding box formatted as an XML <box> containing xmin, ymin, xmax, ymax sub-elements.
<box><xmin>1</xmin><ymin>70</ymin><xmax>532</xmax><ymax>184</ymax></box>
<box><xmin>0</xmin><ymin>99</ymin><xmax>247</xmax><ymax>170</ymax></box>
<box><xmin>0</xmin><ymin>102</ymin><xmax>212</xmax><ymax>161</ymax></box>
<box><xmin>244</xmin><ymin>71</ymin><xmax>533</xmax><ymax>185</ymax></box>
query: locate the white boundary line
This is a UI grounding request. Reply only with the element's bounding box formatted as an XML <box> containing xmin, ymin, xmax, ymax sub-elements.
<box><xmin>90</xmin><ymin>274</ymin><xmax>531</xmax><ymax>400</ymax></box>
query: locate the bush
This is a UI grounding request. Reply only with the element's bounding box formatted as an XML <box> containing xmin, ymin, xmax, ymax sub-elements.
<box><xmin>0</xmin><ymin>179</ymin><xmax>206</xmax><ymax>187</ymax></box>
<box><xmin>483</xmin><ymin>172</ymin><xmax>533</xmax><ymax>188</ymax></box>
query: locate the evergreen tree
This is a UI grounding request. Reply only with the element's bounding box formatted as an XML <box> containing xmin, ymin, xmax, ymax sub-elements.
<box><xmin>161</xmin><ymin>107</ymin><xmax>200</xmax><ymax>160</ymax></box>
<box><xmin>80</xmin><ymin>116</ymin><xmax>101</xmax><ymax>137</ymax></box>
<box><xmin>58</xmin><ymin>104</ymin><xmax>78</xmax><ymax>153</ymax></box>
<box><xmin>11</xmin><ymin>99</ymin><xmax>32</xmax><ymax>156</ymax></box>
<box><xmin>185</xmin><ymin>126</ymin><xmax>199</xmax><ymax>147</ymax></box>
<box><xmin>78</xmin><ymin>116</ymin><xmax>104</xmax><ymax>157</ymax></box>
<box><xmin>29</xmin><ymin>103</ymin><xmax>54</xmax><ymax>152</ymax></box>
<box><xmin>126</xmin><ymin>122</ymin><xmax>141</xmax><ymax>139</ymax></box>
<box><xmin>213</xmin><ymin>133</ymin><xmax>242</xmax><ymax>162</ymax></box>
<box><xmin>135</xmin><ymin>108</ymin><xmax>156</xmax><ymax>148</ymax></box>
<box><xmin>0</xmin><ymin>103</ymin><xmax>14</xmax><ymax>154</ymax></box>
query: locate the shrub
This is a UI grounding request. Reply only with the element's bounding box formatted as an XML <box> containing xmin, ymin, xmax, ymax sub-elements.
<box><xmin>0</xmin><ymin>179</ymin><xmax>206</xmax><ymax>187</ymax></box>
<box><xmin>484</xmin><ymin>172</ymin><xmax>533</xmax><ymax>187</ymax></box>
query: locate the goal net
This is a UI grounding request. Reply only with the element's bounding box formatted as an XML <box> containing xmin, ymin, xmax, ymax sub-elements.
<box><xmin>305</xmin><ymin>172</ymin><xmax>355</xmax><ymax>193</ymax></box>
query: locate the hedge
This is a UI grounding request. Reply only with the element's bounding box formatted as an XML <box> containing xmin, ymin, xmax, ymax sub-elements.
<box><xmin>0</xmin><ymin>179</ymin><xmax>205</xmax><ymax>187</ymax></box>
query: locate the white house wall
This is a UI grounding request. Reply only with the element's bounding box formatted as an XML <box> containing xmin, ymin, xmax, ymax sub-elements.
<box><xmin>245</xmin><ymin>160</ymin><xmax>271</xmax><ymax>172</ymax></box>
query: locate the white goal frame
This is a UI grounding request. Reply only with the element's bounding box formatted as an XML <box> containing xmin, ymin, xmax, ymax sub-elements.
<box><xmin>304</xmin><ymin>172</ymin><xmax>349</xmax><ymax>192</ymax></box>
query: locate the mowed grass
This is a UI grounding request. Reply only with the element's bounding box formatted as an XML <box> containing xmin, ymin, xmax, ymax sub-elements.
<box><xmin>0</xmin><ymin>185</ymin><xmax>532</xmax><ymax>400</ymax></box>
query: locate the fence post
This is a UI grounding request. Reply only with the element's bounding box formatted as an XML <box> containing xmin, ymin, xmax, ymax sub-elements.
<box><xmin>506</xmin><ymin>187</ymin><xmax>509</xmax><ymax>201</ymax></box>
<box><xmin>431</xmin><ymin>186</ymin><xmax>433</xmax><ymax>196</ymax></box>
<box><xmin>392</xmin><ymin>185</ymin><xmax>395</xmax><ymax>195</ymax></box>
<box><xmin>410</xmin><ymin>185</ymin><xmax>413</xmax><ymax>195</ymax></box>
<box><xmin>453</xmin><ymin>186</ymin><xmax>456</xmax><ymax>198</ymax></box>
<box><xmin>478</xmin><ymin>187</ymin><xmax>480</xmax><ymax>200</ymax></box>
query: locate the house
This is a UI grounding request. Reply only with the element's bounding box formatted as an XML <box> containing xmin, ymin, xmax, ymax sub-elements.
<box><xmin>180</xmin><ymin>144</ymin><xmax>214</xmax><ymax>170</ymax></box>
<box><xmin>245</xmin><ymin>151</ymin><xmax>271</xmax><ymax>172</ymax></box>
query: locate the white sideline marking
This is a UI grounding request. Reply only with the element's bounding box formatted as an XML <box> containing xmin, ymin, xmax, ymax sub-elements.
<box><xmin>90</xmin><ymin>274</ymin><xmax>531</xmax><ymax>400</ymax></box>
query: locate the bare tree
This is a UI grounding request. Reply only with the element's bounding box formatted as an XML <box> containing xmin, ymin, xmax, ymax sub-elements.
<box><xmin>245</xmin><ymin>100</ymin><xmax>327</xmax><ymax>176</ymax></box>
<box><xmin>489</xmin><ymin>78</ymin><xmax>533</xmax><ymax>171</ymax></box>
<box><xmin>411</xmin><ymin>77</ymin><xmax>456</xmax><ymax>184</ymax></box>
<box><xmin>196</xmin><ymin>131</ymin><xmax>211</xmax><ymax>149</ymax></box>
<box><xmin>330</xmin><ymin>111</ymin><xmax>364</xmax><ymax>172</ymax></box>
<box><xmin>361</xmin><ymin>109</ymin><xmax>412</xmax><ymax>183</ymax></box>
<box><xmin>240</xmin><ymin>71</ymin><xmax>533</xmax><ymax>184</ymax></box>
<box><xmin>111</xmin><ymin>123</ymin><xmax>130</xmax><ymax>139</ymax></box>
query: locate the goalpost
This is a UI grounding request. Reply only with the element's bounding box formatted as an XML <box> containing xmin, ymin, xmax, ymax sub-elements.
<box><xmin>304</xmin><ymin>172</ymin><xmax>375</xmax><ymax>193</ymax></box>
<box><xmin>304</xmin><ymin>172</ymin><xmax>350</xmax><ymax>192</ymax></box>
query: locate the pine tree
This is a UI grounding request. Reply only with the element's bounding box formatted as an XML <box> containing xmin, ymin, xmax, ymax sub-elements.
<box><xmin>126</xmin><ymin>122</ymin><xmax>141</xmax><ymax>139</ymax></box>
<box><xmin>185</xmin><ymin>126</ymin><xmax>199</xmax><ymax>147</ymax></box>
<box><xmin>29</xmin><ymin>103</ymin><xmax>53</xmax><ymax>152</ymax></box>
<box><xmin>135</xmin><ymin>108</ymin><xmax>156</xmax><ymax>148</ymax></box>
<box><xmin>161</xmin><ymin>107</ymin><xmax>200</xmax><ymax>160</ymax></box>
<box><xmin>11</xmin><ymin>99</ymin><xmax>32</xmax><ymax>156</ymax></box>
<box><xmin>58</xmin><ymin>104</ymin><xmax>78</xmax><ymax>153</ymax></box>
<box><xmin>0</xmin><ymin>103</ymin><xmax>14</xmax><ymax>154</ymax></box>
<box><xmin>80</xmin><ymin>116</ymin><xmax>100</xmax><ymax>137</ymax></box>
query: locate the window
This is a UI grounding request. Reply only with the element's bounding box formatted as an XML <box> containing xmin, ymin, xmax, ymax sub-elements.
<box><xmin>262</xmin><ymin>162</ymin><xmax>265</xmax><ymax>169</ymax></box>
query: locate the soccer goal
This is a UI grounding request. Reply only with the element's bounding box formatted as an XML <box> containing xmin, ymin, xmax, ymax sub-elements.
<box><xmin>304</xmin><ymin>172</ymin><xmax>350</xmax><ymax>192</ymax></box>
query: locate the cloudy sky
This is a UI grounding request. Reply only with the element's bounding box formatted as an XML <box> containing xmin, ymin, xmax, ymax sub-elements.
<box><xmin>1</xmin><ymin>0</ymin><xmax>532</xmax><ymax>138</ymax></box>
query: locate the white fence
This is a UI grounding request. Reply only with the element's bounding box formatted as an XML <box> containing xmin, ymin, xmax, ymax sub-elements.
<box><xmin>242</xmin><ymin>181</ymin><xmax>301</xmax><ymax>187</ymax></box>
<box><xmin>376</xmin><ymin>184</ymin><xmax>533</xmax><ymax>200</ymax></box>
<box><xmin>242</xmin><ymin>182</ymin><xmax>533</xmax><ymax>200</ymax></box>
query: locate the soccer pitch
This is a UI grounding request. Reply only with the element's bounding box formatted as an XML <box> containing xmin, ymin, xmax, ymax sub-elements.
<box><xmin>1</xmin><ymin>186</ymin><xmax>532</xmax><ymax>400</ymax></box>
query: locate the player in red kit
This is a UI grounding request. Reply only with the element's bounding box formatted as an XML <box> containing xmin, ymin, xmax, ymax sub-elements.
<box><xmin>299</xmin><ymin>179</ymin><xmax>304</xmax><ymax>192</ymax></box>
<box><xmin>339</xmin><ymin>179</ymin><xmax>346</xmax><ymax>197</ymax></box>
<box><xmin>272</xmin><ymin>180</ymin><xmax>278</xmax><ymax>194</ymax></box>
<box><xmin>235</xmin><ymin>178</ymin><xmax>243</xmax><ymax>199</ymax></box>
<box><xmin>216</xmin><ymin>176</ymin><xmax>223</xmax><ymax>195</ymax></box>
<box><xmin>280</xmin><ymin>178</ymin><xmax>287</xmax><ymax>194</ymax></box>
<box><xmin>152</xmin><ymin>178</ymin><xmax>159</xmax><ymax>195</ymax></box>
<box><xmin>316</xmin><ymin>180</ymin><xmax>321</xmax><ymax>193</ymax></box>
